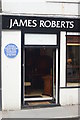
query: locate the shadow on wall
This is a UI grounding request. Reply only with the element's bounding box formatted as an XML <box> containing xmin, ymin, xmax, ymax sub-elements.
<box><xmin>1</xmin><ymin>118</ymin><xmax>80</xmax><ymax>120</ymax></box>
<box><xmin>0</xmin><ymin>91</ymin><xmax>1</xmax><ymax>110</ymax></box>
<box><xmin>0</xmin><ymin>0</ymin><xmax>2</xmax><ymax>12</ymax></box>
<box><xmin>78</xmin><ymin>3</ymin><xmax>80</xmax><ymax>16</ymax></box>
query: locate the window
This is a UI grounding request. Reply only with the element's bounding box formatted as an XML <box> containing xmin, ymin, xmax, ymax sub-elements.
<box><xmin>24</xmin><ymin>34</ymin><xmax>57</xmax><ymax>45</ymax></box>
<box><xmin>67</xmin><ymin>35</ymin><xmax>80</xmax><ymax>87</ymax></box>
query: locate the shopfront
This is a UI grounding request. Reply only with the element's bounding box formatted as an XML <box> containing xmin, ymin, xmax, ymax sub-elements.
<box><xmin>2</xmin><ymin>15</ymin><xmax>80</xmax><ymax>110</ymax></box>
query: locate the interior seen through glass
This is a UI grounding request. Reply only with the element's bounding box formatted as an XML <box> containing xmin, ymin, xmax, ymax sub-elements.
<box><xmin>67</xmin><ymin>36</ymin><xmax>80</xmax><ymax>86</ymax></box>
<box><xmin>24</xmin><ymin>47</ymin><xmax>56</xmax><ymax>104</ymax></box>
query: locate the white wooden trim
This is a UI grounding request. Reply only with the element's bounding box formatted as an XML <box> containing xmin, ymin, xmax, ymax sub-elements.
<box><xmin>24</xmin><ymin>97</ymin><xmax>53</xmax><ymax>101</ymax></box>
<box><xmin>56</xmin><ymin>48</ymin><xmax>58</xmax><ymax>104</ymax></box>
<box><xmin>53</xmin><ymin>51</ymin><xmax>55</xmax><ymax>98</ymax></box>
<box><xmin>60</xmin><ymin>31</ymin><xmax>66</xmax><ymax>87</ymax></box>
<box><xmin>67</xmin><ymin>32</ymin><xmax>80</xmax><ymax>35</ymax></box>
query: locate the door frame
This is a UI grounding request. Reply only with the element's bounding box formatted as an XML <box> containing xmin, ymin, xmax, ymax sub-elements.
<box><xmin>21</xmin><ymin>32</ymin><xmax>60</xmax><ymax>106</ymax></box>
<box><xmin>23</xmin><ymin>47</ymin><xmax>57</xmax><ymax>102</ymax></box>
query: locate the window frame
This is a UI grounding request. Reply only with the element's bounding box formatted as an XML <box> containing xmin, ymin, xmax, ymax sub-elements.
<box><xmin>66</xmin><ymin>32</ymin><xmax>80</xmax><ymax>87</ymax></box>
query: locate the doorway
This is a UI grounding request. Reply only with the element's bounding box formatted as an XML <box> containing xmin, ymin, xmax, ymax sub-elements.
<box><xmin>23</xmin><ymin>47</ymin><xmax>56</xmax><ymax>105</ymax></box>
<box><xmin>23</xmin><ymin>33</ymin><xmax>58</xmax><ymax>106</ymax></box>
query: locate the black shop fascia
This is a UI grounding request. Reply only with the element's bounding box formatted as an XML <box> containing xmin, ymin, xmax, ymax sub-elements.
<box><xmin>2</xmin><ymin>15</ymin><xmax>80</xmax><ymax>32</ymax></box>
<box><xmin>2</xmin><ymin>15</ymin><xmax>80</xmax><ymax>107</ymax></box>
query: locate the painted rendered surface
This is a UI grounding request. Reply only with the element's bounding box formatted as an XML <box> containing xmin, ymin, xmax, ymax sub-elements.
<box><xmin>2</xmin><ymin>31</ymin><xmax>21</xmax><ymax>110</ymax></box>
<box><xmin>60</xmin><ymin>88</ymin><xmax>80</xmax><ymax>105</ymax></box>
<box><xmin>2</xmin><ymin>0</ymin><xmax>79</xmax><ymax>16</ymax></box>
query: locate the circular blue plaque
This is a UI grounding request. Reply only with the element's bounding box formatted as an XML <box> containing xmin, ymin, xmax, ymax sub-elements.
<box><xmin>4</xmin><ymin>43</ymin><xmax>18</xmax><ymax>58</ymax></box>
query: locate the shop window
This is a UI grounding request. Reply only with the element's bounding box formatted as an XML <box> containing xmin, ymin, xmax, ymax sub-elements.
<box><xmin>67</xmin><ymin>35</ymin><xmax>80</xmax><ymax>87</ymax></box>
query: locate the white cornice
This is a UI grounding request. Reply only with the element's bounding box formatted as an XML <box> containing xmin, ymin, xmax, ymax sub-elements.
<box><xmin>1</xmin><ymin>12</ymin><xmax>80</xmax><ymax>18</ymax></box>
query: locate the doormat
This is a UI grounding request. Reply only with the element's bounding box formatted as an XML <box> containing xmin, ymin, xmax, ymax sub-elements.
<box><xmin>28</xmin><ymin>101</ymin><xmax>51</xmax><ymax>106</ymax></box>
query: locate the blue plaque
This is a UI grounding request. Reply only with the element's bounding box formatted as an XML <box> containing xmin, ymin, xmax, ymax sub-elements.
<box><xmin>4</xmin><ymin>43</ymin><xmax>18</xmax><ymax>58</ymax></box>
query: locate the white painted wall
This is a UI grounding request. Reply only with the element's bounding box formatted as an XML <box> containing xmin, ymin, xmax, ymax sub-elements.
<box><xmin>2</xmin><ymin>0</ymin><xmax>80</xmax><ymax>2</ymax></box>
<box><xmin>60</xmin><ymin>88</ymin><xmax>80</xmax><ymax>105</ymax></box>
<box><xmin>2</xmin><ymin>0</ymin><xmax>79</xmax><ymax>16</ymax></box>
<box><xmin>47</xmin><ymin>0</ymin><xmax>80</xmax><ymax>2</ymax></box>
<box><xmin>2</xmin><ymin>31</ymin><xmax>21</xmax><ymax>110</ymax></box>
